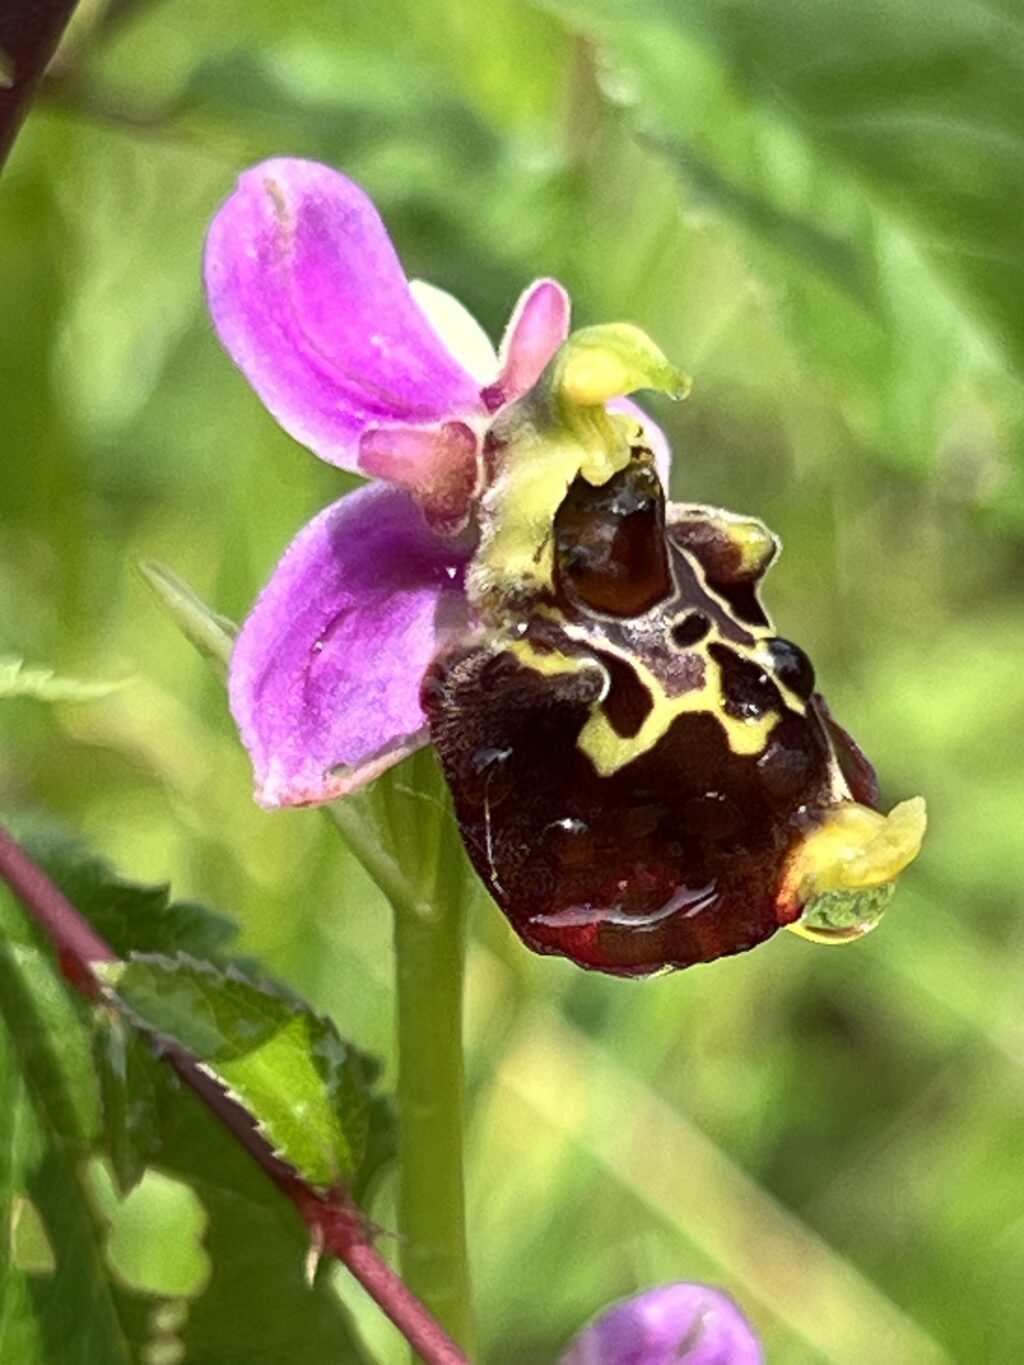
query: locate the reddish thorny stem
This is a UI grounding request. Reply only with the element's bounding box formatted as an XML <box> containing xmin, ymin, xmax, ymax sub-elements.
<box><xmin>0</xmin><ymin>0</ymin><xmax>82</xmax><ymax>170</ymax></box>
<box><xmin>0</xmin><ymin>823</ymin><xmax>470</xmax><ymax>1365</ymax></box>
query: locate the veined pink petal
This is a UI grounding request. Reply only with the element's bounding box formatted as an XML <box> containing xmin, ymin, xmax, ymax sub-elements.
<box><xmin>483</xmin><ymin>278</ymin><xmax>571</xmax><ymax>412</ymax></box>
<box><xmin>205</xmin><ymin>158</ymin><xmax>482</xmax><ymax>472</ymax></box>
<box><xmin>229</xmin><ymin>484</ymin><xmax>471</xmax><ymax>807</ymax></box>
<box><xmin>609</xmin><ymin>396</ymin><xmax>673</xmax><ymax>493</ymax></box>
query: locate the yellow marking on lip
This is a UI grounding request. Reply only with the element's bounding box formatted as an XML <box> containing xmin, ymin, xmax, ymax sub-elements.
<box><xmin>578</xmin><ymin>669</ymin><xmax>777</xmax><ymax>775</ymax></box>
<box><xmin>505</xmin><ymin>639</ymin><xmax>600</xmax><ymax>680</ymax></box>
<box><xmin>747</xmin><ymin>640</ymin><xmax>810</xmax><ymax>717</ymax></box>
<box><xmin>667</xmin><ymin>536</ymin><xmax>816</xmax><ymax>723</ymax></box>
<box><xmin>729</xmin><ymin>520</ymin><xmax>778</xmax><ymax>576</ymax></box>
<box><xmin>508</xmin><ymin>633</ymin><xmax>780</xmax><ymax>776</ymax></box>
<box><xmin>667</xmin><ymin>504</ymin><xmax>779</xmax><ymax>579</ymax></box>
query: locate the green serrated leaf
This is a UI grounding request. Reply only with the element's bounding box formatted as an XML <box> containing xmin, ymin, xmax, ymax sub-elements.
<box><xmin>4</xmin><ymin>817</ymin><xmax>394</xmax><ymax>1204</ymax></box>
<box><xmin>99</xmin><ymin>954</ymin><xmax>370</xmax><ymax>1190</ymax></box>
<box><xmin>0</xmin><ymin>657</ymin><xmax>128</xmax><ymax>703</ymax></box>
<box><xmin>138</xmin><ymin>560</ymin><xmax>237</xmax><ymax>676</ymax></box>
<box><xmin>9</xmin><ymin>816</ymin><xmax>239</xmax><ymax>962</ymax></box>
<box><xmin>2</xmin><ymin>818</ymin><xmax>383</xmax><ymax>1361</ymax></box>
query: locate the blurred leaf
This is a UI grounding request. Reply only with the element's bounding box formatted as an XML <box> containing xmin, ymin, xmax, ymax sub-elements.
<box><xmin>544</xmin><ymin>0</ymin><xmax>1024</xmax><ymax>471</ymax></box>
<box><xmin>0</xmin><ymin>657</ymin><xmax>128</xmax><ymax>702</ymax></box>
<box><xmin>51</xmin><ymin>135</ymin><xmax>226</xmax><ymax>441</ymax></box>
<box><xmin>0</xmin><ymin>153</ymin><xmax>84</xmax><ymax>641</ymax></box>
<box><xmin>99</xmin><ymin>953</ymin><xmax>371</xmax><ymax>1190</ymax></box>
<box><xmin>93</xmin><ymin>1010</ymin><xmax>169</xmax><ymax>1196</ymax></box>
<box><xmin>13</xmin><ymin>818</ymin><xmax>238</xmax><ymax>961</ymax></box>
<box><xmin>180</xmin><ymin>48</ymin><xmax>503</xmax><ymax>171</ymax></box>
<box><xmin>139</xmin><ymin>560</ymin><xmax>236</xmax><ymax>677</ymax></box>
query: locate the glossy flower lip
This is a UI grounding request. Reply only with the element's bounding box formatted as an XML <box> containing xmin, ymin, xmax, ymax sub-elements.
<box><xmin>205</xmin><ymin>157</ymin><xmax>670</xmax><ymax>807</ymax></box>
<box><xmin>559</xmin><ymin>1283</ymin><xmax>763</xmax><ymax>1365</ymax></box>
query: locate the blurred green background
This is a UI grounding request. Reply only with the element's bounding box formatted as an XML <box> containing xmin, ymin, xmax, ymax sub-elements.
<box><xmin>2</xmin><ymin>0</ymin><xmax>1023</xmax><ymax>1361</ymax></box>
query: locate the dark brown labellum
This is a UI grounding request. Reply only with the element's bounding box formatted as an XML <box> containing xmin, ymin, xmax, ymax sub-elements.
<box><xmin>424</xmin><ymin>461</ymin><xmax>875</xmax><ymax>976</ymax></box>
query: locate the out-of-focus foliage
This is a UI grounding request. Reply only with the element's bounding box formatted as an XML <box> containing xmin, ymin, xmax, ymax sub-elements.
<box><xmin>547</xmin><ymin>0</ymin><xmax>1024</xmax><ymax>482</ymax></box>
<box><xmin>0</xmin><ymin>657</ymin><xmax>127</xmax><ymax>701</ymax></box>
<box><xmin>0</xmin><ymin>0</ymin><xmax>1022</xmax><ymax>1362</ymax></box>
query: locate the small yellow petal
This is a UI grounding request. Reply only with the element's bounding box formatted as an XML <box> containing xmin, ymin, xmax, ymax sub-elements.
<box><xmin>782</xmin><ymin>797</ymin><xmax>926</xmax><ymax>945</ymax></box>
<box><xmin>800</xmin><ymin>796</ymin><xmax>927</xmax><ymax>896</ymax></box>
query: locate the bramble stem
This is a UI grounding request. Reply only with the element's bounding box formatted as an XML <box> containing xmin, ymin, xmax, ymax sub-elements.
<box><xmin>0</xmin><ymin>0</ymin><xmax>82</xmax><ymax>170</ymax></box>
<box><xmin>0</xmin><ymin>822</ymin><xmax>470</xmax><ymax>1365</ymax></box>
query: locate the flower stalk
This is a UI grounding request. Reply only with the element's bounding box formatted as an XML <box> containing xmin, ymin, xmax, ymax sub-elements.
<box><xmin>393</xmin><ymin>868</ymin><xmax>473</xmax><ymax>1357</ymax></box>
<box><xmin>328</xmin><ymin>792</ymin><xmax>476</xmax><ymax>1356</ymax></box>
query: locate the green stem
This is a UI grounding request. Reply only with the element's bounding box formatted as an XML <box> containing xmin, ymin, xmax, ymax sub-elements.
<box><xmin>326</xmin><ymin>795</ymin><xmax>475</xmax><ymax>1359</ymax></box>
<box><xmin>393</xmin><ymin>890</ymin><xmax>473</xmax><ymax>1358</ymax></box>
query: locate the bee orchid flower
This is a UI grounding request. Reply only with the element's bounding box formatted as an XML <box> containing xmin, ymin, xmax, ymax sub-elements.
<box><xmin>207</xmin><ymin>157</ymin><xmax>925</xmax><ymax>977</ymax></box>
